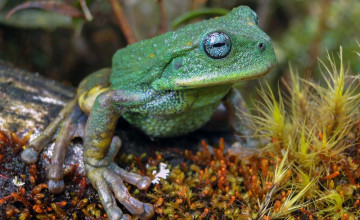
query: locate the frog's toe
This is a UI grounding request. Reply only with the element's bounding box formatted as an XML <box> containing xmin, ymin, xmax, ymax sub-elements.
<box><xmin>90</xmin><ymin>169</ymin><xmax>133</xmax><ymax>220</ymax></box>
<box><xmin>137</xmin><ymin>176</ymin><xmax>152</xmax><ymax>190</ymax></box>
<box><xmin>48</xmin><ymin>179</ymin><xmax>65</xmax><ymax>194</ymax></box>
<box><xmin>21</xmin><ymin>148</ymin><xmax>39</xmax><ymax>164</ymax></box>
<box><xmin>111</xmin><ymin>164</ymin><xmax>151</xmax><ymax>190</ymax></box>
<box><xmin>101</xmin><ymin>168</ymin><xmax>154</xmax><ymax>219</ymax></box>
<box><xmin>140</xmin><ymin>203</ymin><xmax>155</xmax><ymax>219</ymax></box>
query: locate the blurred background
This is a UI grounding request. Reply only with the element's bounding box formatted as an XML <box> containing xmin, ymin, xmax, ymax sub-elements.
<box><xmin>0</xmin><ymin>0</ymin><xmax>359</xmax><ymax>92</ymax></box>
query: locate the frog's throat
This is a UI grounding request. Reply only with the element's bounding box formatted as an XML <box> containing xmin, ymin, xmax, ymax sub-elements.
<box><xmin>174</xmin><ymin>65</ymin><xmax>273</xmax><ymax>88</ymax></box>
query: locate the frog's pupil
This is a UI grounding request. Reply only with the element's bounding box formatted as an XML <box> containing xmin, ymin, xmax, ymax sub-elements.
<box><xmin>203</xmin><ymin>32</ymin><xmax>231</xmax><ymax>59</ymax></box>
<box><xmin>214</xmin><ymin>43</ymin><xmax>225</xmax><ymax>47</ymax></box>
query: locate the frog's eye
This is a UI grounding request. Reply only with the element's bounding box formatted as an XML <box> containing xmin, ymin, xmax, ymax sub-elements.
<box><xmin>252</xmin><ymin>10</ymin><xmax>259</xmax><ymax>25</ymax></box>
<box><xmin>203</xmin><ymin>32</ymin><xmax>231</xmax><ymax>59</ymax></box>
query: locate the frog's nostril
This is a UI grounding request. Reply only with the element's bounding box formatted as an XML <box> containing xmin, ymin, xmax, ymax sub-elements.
<box><xmin>257</xmin><ymin>42</ymin><xmax>265</xmax><ymax>51</ymax></box>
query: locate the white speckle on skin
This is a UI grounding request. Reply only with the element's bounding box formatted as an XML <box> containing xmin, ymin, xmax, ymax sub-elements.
<box><xmin>151</xmin><ymin>162</ymin><xmax>170</xmax><ymax>184</ymax></box>
<box><xmin>32</xmin><ymin>96</ymin><xmax>67</xmax><ymax>106</ymax></box>
<box><xmin>12</xmin><ymin>176</ymin><xmax>25</xmax><ymax>186</ymax></box>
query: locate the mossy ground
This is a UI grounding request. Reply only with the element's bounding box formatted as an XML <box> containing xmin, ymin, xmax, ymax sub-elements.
<box><xmin>1</xmin><ymin>48</ymin><xmax>360</xmax><ymax>219</ymax></box>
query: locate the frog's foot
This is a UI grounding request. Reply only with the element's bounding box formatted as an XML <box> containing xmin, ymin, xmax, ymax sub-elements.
<box><xmin>85</xmin><ymin>136</ymin><xmax>154</xmax><ymax>219</ymax></box>
<box><xmin>86</xmin><ymin>164</ymin><xmax>154</xmax><ymax>219</ymax></box>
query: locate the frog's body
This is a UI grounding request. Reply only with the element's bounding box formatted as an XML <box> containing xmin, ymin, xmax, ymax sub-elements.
<box><xmin>21</xmin><ymin>6</ymin><xmax>276</xmax><ymax>220</ymax></box>
<box><xmin>122</xmin><ymin>87</ymin><xmax>227</xmax><ymax>137</ymax></box>
<box><xmin>79</xmin><ymin>70</ymin><xmax>229</xmax><ymax>137</ymax></box>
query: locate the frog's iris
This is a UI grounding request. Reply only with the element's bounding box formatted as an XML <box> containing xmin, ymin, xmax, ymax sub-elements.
<box><xmin>203</xmin><ymin>32</ymin><xmax>231</xmax><ymax>59</ymax></box>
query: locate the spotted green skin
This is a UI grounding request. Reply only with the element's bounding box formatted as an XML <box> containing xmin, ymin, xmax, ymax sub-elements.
<box><xmin>101</xmin><ymin>6</ymin><xmax>276</xmax><ymax>138</ymax></box>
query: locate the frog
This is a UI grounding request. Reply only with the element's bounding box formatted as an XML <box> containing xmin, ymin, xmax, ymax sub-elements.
<box><xmin>20</xmin><ymin>6</ymin><xmax>276</xmax><ymax>220</ymax></box>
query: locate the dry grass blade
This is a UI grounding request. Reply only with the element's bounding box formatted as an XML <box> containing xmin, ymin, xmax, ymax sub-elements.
<box><xmin>107</xmin><ymin>0</ymin><xmax>137</xmax><ymax>44</ymax></box>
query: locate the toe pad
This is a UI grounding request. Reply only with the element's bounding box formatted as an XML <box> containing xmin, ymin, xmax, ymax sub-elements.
<box><xmin>48</xmin><ymin>179</ymin><xmax>65</xmax><ymax>193</ymax></box>
<box><xmin>21</xmin><ymin>148</ymin><xmax>39</xmax><ymax>164</ymax></box>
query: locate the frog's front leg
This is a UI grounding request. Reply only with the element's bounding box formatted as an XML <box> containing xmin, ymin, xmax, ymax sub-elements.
<box><xmin>84</xmin><ymin>90</ymin><xmax>154</xmax><ymax>220</ymax></box>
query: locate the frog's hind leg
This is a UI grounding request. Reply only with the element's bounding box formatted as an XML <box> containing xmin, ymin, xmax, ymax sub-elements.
<box><xmin>21</xmin><ymin>98</ymin><xmax>78</xmax><ymax>164</ymax></box>
<box><xmin>47</xmin><ymin>104</ymin><xmax>86</xmax><ymax>193</ymax></box>
<box><xmin>21</xmin><ymin>98</ymin><xmax>86</xmax><ymax>193</ymax></box>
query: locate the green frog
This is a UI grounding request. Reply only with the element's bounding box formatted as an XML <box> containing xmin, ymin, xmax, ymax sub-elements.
<box><xmin>21</xmin><ymin>6</ymin><xmax>276</xmax><ymax>219</ymax></box>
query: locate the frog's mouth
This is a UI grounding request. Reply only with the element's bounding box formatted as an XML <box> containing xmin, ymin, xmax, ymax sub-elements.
<box><xmin>174</xmin><ymin>64</ymin><xmax>274</xmax><ymax>89</ymax></box>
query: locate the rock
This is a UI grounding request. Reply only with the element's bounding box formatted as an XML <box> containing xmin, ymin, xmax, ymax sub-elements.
<box><xmin>0</xmin><ymin>61</ymin><xmax>75</xmax><ymax>135</ymax></box>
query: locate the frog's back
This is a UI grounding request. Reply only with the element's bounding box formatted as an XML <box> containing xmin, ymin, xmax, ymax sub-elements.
<box><xmin>109</xmin><ymin>25</ymin><xmax>202</xmax><ymax>91</ymax></box>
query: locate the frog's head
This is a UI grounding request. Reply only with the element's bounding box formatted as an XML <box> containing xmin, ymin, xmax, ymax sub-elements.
<box><xmin>152</xmin><ymin>6</ymin><xmax>276</xmax><ymax>91</ymax></box>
